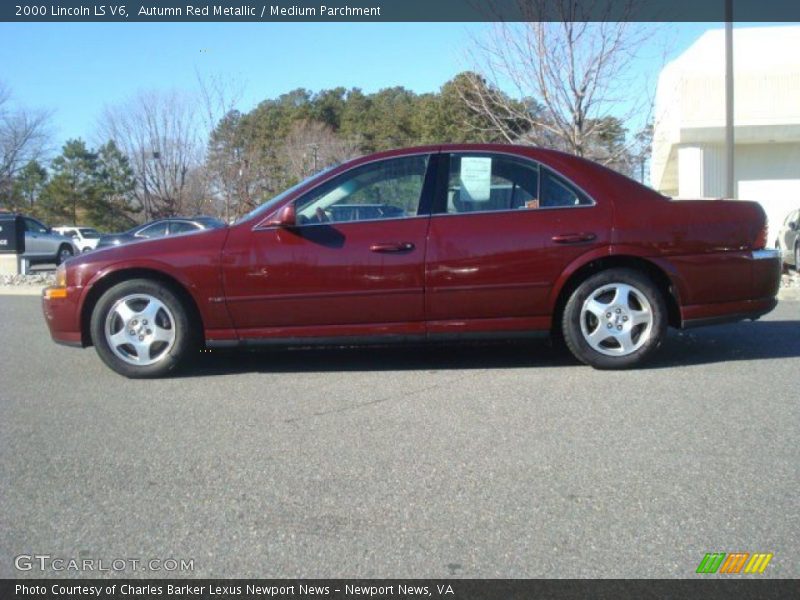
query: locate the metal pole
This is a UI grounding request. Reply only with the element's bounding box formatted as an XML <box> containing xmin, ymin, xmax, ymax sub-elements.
<box><xmin>725</xmin><ymin>2</ymin><xmax>735</xmax><ymax>199</ymax></box>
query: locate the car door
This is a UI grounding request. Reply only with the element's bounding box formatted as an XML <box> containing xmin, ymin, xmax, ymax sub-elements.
<box><xmin>22</xmin><ymin>217</ymin><xmax>50</xmax><ymax>258</ymax></box>
<box><xmin>222</xmin><ymin>153</ymin><xmax>436</xmax><ymax>339</ymax></box>
<box><xmin>425</xmin><ymin>151</ymin><xmax>612</xmax><ymax>334</ymax></box>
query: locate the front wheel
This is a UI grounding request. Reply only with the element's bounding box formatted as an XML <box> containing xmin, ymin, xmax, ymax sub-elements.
<box><xmin>90</xmin><ymin>279</ymin><xmax>194</xmax><ymax>378</ymax></box>
<box><xmin>56</xmin><ymin>244</ymin><xmax>73</xmax><ymax>265</ymax></box>
<box><xmin>562</xmin><ymin>268</ymin><xmax>667</xmax><ymax>369</ymax></box>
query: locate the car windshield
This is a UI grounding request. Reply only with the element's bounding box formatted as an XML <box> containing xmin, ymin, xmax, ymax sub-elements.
<box><xmin>79</xmin><ymin>228</ymin><xmax>100</xmax><ymax>238</ymax></box>
<box><xmin>234</xmin><ymin>166</ymin><xmax>337</xmax><ymax>225</ymax></box>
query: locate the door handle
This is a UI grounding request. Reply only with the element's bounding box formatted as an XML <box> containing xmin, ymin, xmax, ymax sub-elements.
<box><xmin>551</xmin><ymin>232</ymin><xmax>597</xmax><ymax>244</ymax></box>
<box><xmin>370</xmin><ymin>242</ymin><xmax>415</xmax><ymax>253</ymax></box>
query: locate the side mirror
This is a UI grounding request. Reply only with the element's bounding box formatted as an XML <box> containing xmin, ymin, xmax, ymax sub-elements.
<box><xmin>789</xmin><ymin>221</ymin><xmax>797</xmax><ymax>231</ymax></box>
<box><xmin>266</xmin><ymin>204</ymin><xmax>296</xmax><ymax>228</ymax></box>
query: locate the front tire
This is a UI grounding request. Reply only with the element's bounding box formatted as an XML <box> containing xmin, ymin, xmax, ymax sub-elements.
<box><xmin>90</xmin><ymin>279</ymin><xmax>194</xmax><ymax>378</ymax></box>
<box><xmin>562</xmin><ymin>268</ymin><xmax>667</xmax><ymax>369</ymax></box>
<box><xmin>56</xmin><ymin>244</ymin><xmax>73</xmax><ymax>265</ymax></box>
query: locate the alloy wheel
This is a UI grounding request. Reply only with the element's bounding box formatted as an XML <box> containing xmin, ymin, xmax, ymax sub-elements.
<box><xmin>104</xmin><ymin>294</ymin><xmax>177</xmax><ymax>366</ymax></box>
<box><xmin>579</xmin><ymin>282</ymin><xmax>654</xmax><ymax>357</ymax></box>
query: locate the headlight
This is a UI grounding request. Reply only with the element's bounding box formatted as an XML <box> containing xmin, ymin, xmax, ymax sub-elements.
<box><xmin>55</xmin><ymin>263</ymin><xmax>67</xmax><ymax>288</ymax></box>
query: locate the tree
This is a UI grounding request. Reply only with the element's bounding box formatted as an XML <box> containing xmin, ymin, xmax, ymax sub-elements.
<box><xmin>0</xmin><ymin>82</ymin><xmax>51</xmax><ymax>204</ymax></box>
<box><xmin>38</xmin><ymin>139</ymin><xmax>99</xmax><ymax>225</ymax></box>
<box><xmin>283</xmin><ymin>119</ymin><xmax>359</xmax><ymax>183</ymax></box>
<box><xmin>461</xmin><ymin>0</ymin><xmax>656</xmax><ymax>173</ymax></box>
<box><xmin>92</xmin><ymin>140</ymin><xmax>139</xmax><ymax>230</ymax></box>
<box><xmin>10</xmin><ymin>159</ymin><xmax>47</xmax><ymax>213</ymax></box>
<box><xmin>98</xmin><ymin>90</ymin><xmax>204</xmax><ymax>218</ymax></box>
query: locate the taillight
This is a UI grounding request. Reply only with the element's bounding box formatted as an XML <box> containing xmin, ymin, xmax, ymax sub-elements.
<box><xmin>754</xmin><ymin>220</ymin><xmax>768</xmax><ymax>250</ymax></box>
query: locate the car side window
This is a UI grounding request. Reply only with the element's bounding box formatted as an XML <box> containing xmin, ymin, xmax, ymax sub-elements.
<box><xmin>136</xmin><ymin>222</ymin><xmax>168</xmax><ymax>238</ymax></box>
<box><xmin>294</xmin><ymin>155</ymin><xmax>430</xmax><ymax>225</ymax></box>
<box><xmin>446</xmin><ymin>154</ymin><xmax>540</xmax><ymax>214</ymax></box>
<box><xmin>24</xmin><ymin>218</ymin><xmax>48</xmax><ymax>234</ymax></box>
<box><xmin>540</xmin><ymin>168</ymin><xmax>592</xmax><ymax>208</ymax></box>
<box><xmin>169</xmin><ymin>221</ymin><xmax>200</xmax><ymax>235</ymax></box>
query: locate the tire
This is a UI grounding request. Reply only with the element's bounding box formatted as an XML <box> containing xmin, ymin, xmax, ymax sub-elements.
<box><xmin>90</xmin><ymin>278</ymin><xmax>195</xmax><ymax>378</ymax></box>
<box><xmin>56</xmin><ymin>244</ymin><xmax>73</xmax><ymax>265</ymax></box>
<box><xmin>562</xmin><ymin>268</ymin><xmax>667</xmax><ymax>369</ymax></box>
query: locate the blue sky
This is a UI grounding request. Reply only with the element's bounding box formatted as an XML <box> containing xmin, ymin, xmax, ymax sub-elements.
<box><xmin>0</xmin><ymin>21</ymin><xmax>790</xmax><ymax>150</ymax></box>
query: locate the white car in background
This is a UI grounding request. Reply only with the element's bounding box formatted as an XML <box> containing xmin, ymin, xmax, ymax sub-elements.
<box><xmin>53</xmin><ymin>226</ymin><xmax>102</xmax><ymax>253</ymax></box>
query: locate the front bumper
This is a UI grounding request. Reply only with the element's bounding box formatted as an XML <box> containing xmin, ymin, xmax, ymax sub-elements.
<box><xmin>42</xmin><ymin>286</ymin><xmax>84</xmax><ymax>346</ymax></box>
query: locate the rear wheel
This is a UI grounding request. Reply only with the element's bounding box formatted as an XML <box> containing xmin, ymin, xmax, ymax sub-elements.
<box><xmin>90</xmin><ymin>279</ymin><xmax>194</xmax><ymax>378</ymax></box>
<box><xmin>562</xmin><ymin>268</ymin><xmax>667</xmax><ymax>369</ymax></box>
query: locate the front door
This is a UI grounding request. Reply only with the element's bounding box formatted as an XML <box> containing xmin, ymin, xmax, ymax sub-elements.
<box><xmin>23</xmin><ymin>217</ymin><xmax>50</xmax><ymax>259</ymax></box>
<box><xmin>222</xmin><ymin>153</ymin><xmax>436</xmax><ymax>340</ymax></box>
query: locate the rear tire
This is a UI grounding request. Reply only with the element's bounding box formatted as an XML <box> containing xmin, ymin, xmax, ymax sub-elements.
<box><xmin>562</xmin><ymin>268</ymin><xmax>667</xmax><ymax>369</ymax></box>
<box><xmin>90</xmin><ymin>278</ymin><xmax>195</xmax><ymax>378</ymax></box>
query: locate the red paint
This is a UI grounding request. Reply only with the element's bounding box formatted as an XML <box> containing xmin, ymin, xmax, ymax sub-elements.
<box><xmin>41</xmin><ymin>144</ymin><xmax>780</xmax><ymax>348</ymax></box>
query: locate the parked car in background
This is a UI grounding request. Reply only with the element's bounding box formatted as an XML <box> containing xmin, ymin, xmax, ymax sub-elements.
<box><xmin>18</xmin><ymin>215</ymin><xmax>78</xmax><ymax>265</ymax></box>
<box><xmin>53</xmin><ymin>226</ymin><xmax>102</xmax><ymax>253</ymax></box>
<box><xmin>41</xmin><ymin>144</ymin><xmax>781</xmax><ymax>378</ymax></box>
<box><xmin>95</xmin><ymin>217</ymin><xmax>225</xmax><ymax>249</ymax></box>
<box><xmin>775</xmin><ymin>207</ymin><xmax>800</xmax><ymax>270</ymax></box>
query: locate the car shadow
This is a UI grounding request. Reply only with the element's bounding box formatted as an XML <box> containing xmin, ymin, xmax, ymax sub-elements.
<box><xmin>644</xmin><ymin>319</ymin><xmax>800</xmax><ymax>370</ymax></box>
<box><xmin>177</xmin><ymin>320</ymin><xmax>800</xmax><ymax>377</ymax></box>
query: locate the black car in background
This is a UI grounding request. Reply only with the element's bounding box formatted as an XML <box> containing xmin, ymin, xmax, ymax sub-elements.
<box><xmin>96</xmin><ymin>216</ymin><xmax>225</xmax><ymax>249</ymax></box>
<box><xmin>776</xmin><ymin>207</ymin><xmax>800</xmax><ymax>270</ymax></box>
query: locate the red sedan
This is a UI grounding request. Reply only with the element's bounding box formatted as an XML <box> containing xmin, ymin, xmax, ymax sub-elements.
<box><xmin>42</xmin><ymin>144</ymin><xmax>781</xmax><ymax>377</ymax></box>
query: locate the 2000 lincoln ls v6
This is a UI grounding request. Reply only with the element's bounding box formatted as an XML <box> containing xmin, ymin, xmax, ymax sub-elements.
<box><xmin>42</xmin><ymin>144</ymin><xmax>781</xmax><ymax>377</ymax></box>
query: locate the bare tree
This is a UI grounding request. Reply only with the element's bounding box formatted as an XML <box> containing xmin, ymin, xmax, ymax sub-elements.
<box><xmin>197</xmin><ymin>73</ymin><xmax>260</xmax><ymax>222</ymax></box>
<box><xmin>98</xmin><ymin>90</ymin><xmax>204</xmax><ymax>219</ymax></box>
<box><xmin>283</xmin><ymin>119</ymin><xmax>360</xmax><ymax>182</ymax></box>
<box><xmin>461</xmin><ymin>0</ymin><xmax>658</xmax><ymax>169</ymax></box>
<box><xmin>205</xmin><ymin>109</ymin><xmax>268</xmax><ymax>221</ymax></box>
<box><xmin>0</xmin><ymin>82</ymin><xmax>51</xmax><ymax>200</ymax></box>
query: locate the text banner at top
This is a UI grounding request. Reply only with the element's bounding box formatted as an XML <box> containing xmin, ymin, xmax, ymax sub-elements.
<box><xmin>4</xmin><ymin>0</ymin><xmax>800</xmax><ymax>22</ymax></box>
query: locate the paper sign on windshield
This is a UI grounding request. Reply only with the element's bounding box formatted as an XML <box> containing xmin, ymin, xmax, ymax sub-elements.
<box><xmin>459</xmin><ymin>157</ymin><xmax>492</xmax><ymax>202</ymax></box>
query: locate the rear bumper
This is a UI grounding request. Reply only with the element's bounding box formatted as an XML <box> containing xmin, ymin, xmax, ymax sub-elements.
<box><xmin>41</xmin><ymin>286</ymin><xmax>84</xmax><ymax>347</ymax></box>
<box><xmin>679</xmin><ymin>249</ymin><xmax>781</xmax><ymax>328</ymax></box>
<box><xmin>681</xmin><ymin>296</ymin><xmax>778</xmax><ymax>329</ymax></box>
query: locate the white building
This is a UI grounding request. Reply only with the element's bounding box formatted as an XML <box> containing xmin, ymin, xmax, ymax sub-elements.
<box><xmin>651</xmin><ymin>26</ymin><xmax>800</xmax><ymax>243</ymax></box>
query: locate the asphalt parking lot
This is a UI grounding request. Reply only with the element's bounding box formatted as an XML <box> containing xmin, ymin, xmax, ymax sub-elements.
<box><xmin>1</xmin><ymin>295</ymin><xmax>798</xmax><ymax>578</ymax></box>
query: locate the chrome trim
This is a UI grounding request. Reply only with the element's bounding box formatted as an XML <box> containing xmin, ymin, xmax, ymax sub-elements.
<box><xmin>751</xmin><ymin>249</ymin><xmax>780</xmax><ymax>260</ymax></box>
<box><xmin>429</xmin><ymin>203</ymin><xmax>597</xmax><ymax>220</ymax></box>
<box><xmin>254</xmin><ymin>214</ymin><xmax>430</xmax><ymax>232</ymax></box>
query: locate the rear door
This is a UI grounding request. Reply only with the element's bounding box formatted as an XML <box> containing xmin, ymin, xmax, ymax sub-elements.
<box><xmin>425</xmin><ymin>151</ymin><xmax>612</xmax><ymax>333</ymax></box>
